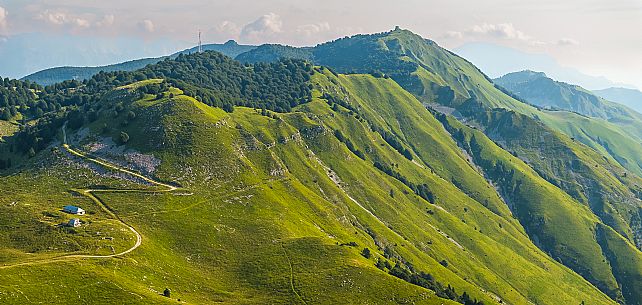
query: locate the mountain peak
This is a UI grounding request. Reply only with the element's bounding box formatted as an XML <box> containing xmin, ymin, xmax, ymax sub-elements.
<box><xmin>510</xmin><ymin>70</ymin><xmax>548</xmax><ymax>78</ymax></box>
<box><xmin>497</xmin><ymin>70</ymin><xmax>548</xmax><ymax>84</ymax></box>
<box><xmin>224</xmin><ymin>40</ymin><xmax>239</xmax><ymax>46</ymax></box>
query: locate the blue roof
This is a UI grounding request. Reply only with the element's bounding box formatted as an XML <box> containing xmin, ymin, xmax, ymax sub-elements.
<box><xmin>63</xmin><ymin>205</ymin><xmax>83</xmax><ymax>212</ymax></box>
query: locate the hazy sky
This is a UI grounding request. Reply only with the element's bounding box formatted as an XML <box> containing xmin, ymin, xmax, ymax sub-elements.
<box><xmin>0</xmin><ymin>0</ymin><xmax>641</xmax><ymax>88</ymax></box>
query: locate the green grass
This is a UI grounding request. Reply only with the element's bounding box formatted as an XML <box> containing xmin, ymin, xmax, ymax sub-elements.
<box><xmin>0</xmin><ymin>120</ymin><xmax>18</xmax><ymax>140</ymax></box>
<box><xmin>0</xmin><ymin>75</ymin><xmax>636</xmax><ymax>305</ymax></box>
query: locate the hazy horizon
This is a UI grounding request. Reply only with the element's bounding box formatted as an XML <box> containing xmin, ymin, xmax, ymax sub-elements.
<box><xmin>0</xmin><ymin>0</ymin><xmax>641</xmax><ymax>89</ymax></box>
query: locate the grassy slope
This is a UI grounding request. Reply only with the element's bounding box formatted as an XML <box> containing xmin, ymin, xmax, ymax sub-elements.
<box><xmin>0</xmin><ymin>120</ymin><xmax>18</xmax><ymax>140</ymax></box>
<box><xmin>0</xmin><ymin>84</ymin><xmax>457</xmax><ymax>304</ymax></box>
<box><xmin>539</xmin><ymin>110</ymin><xmax>642</xmax><ymax>176</ymax></box>
<box><xmin>492</xmin><ymin>72</ymin><xmax>642</xmax><ymax>175</ymax></box>
<box><xmin>0</xmin><ymin>76</ymin><xmax>621</xmax><ymax>305</ymax></box>
<box><xmin>597</xmin><ymin>223</ymin><xmax>642</xmax><ymax>304</ymax></box>
<box><xmin>368</xmin><ymin>27</ymin><xmax>642</xmax><ymax>256</ymax></box>
<box><xmin>366</xmin><ymin>32</ymin><xmax>642</xmax><ymax>302</ymax></box>
<box><xmin>438</xmin><ymin>114</ymin><xmax>642</xmax><ymax>303</ymax></box>
<box><xmin>299</xmin><ymin>72</ymin><xmax>617</xmax><ymax>304</ymax></box>
<box><xmin>298</xmin><ymin>29</ymin><xmax>642</xmax><ymax>240</ymax></box>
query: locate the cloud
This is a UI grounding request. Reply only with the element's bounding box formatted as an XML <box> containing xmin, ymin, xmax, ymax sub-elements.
<box><xmin>296</xmin><ymin>22</ymin><xmax>331</xmax><ymax>36</ymax></box>
<box><xmin>96</xmin><ymin>14</ymin><xmax>115</xmax><ymax>27</ymax></box>
<box><xmin>206</xmin><ymin>21</ymin><xmax>241</xmax><ymax>41</ymax></box>
<box><xmin>448</xmin><ymin>23</ymin><xmax>580</xmax><ymax>48</ymax></box>
<box><xmin>470</xmin><ymin>23</ymin><xmax>530</xmax><ymax>41</ymax></box>
<box><xmin>443</xmin><ymin>31</ymin><xmax>463</xmax><ymax>39</ymax></box>
<box><xmin>0</xmin><ymin>6</ymin><xmax>7</xmax><ymax>34</ymax></box>
<box><xmin>239</xmin><ymin>13</ymin><xmax>283</xmax><ymax>43</ymax></box>
<box><xmin>33</xmin><ymin>9</ymin><xmax>115</xmax><ymax>32</ymax></box>
<box><xmin>556</xmin><ymin>38</ymin><xmax>579</xmax><ymax>46</ymax></box>
<box><xmin>445</xmin><ymin>23</ymin><xmax>557</xmax><ymax>47</ymax></box>
<box><xmin>138</xmin><ymin>19</ymin><xmax>155</xmax><ymax>33</ymax></box>
<box><xmin>37</xmin><ymin>10</ymin><xmax>91</xmax><ymax>28</ymax></box>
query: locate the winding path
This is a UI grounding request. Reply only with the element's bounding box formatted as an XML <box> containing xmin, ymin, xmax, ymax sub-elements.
<box><xmin>0</xmin><ymin>124</ymin><xmax>178</xmax><ymax>270</ymax></box>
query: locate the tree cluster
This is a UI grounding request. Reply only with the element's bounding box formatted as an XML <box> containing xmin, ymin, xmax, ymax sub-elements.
<box><xmin>139</xmin><ymin>52</ymin><xmax>314</xmax><ymax>112</ymax></box>
<box><xmin>334</xmin><ymin>129</ymin><xmax>365</xmax><ymax>160</ymax></box>
<box><xmin>322</xmin><ymin>92</ymin><xmax>357</xmax><ymax>113</ymax></box>
<box><xmin>387</xmin><ymin>262</ymin><xmax>484</xmax><ymax>305</ymax></box>
<box><xmin>373</xmin><ymin>161</ymin><xmax>435</xmax><ymax>204</ymax></box>
<box><xmin>313</xmin><ymin>33</ymin><xmax>419</xmax><ymax>77</ymax></box>
<box><xmin>370</xmin><ymin>125</ymin><xmax>413</xmax><ymax>160</ymax></box>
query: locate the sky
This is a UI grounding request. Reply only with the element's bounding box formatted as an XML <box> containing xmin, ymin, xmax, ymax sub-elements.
<box><xmin>0</xmin><ymin>0</ymin><xmax>641</xmax><ymax>89</ymax></box>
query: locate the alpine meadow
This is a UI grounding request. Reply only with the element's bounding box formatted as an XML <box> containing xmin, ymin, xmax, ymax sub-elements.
<box><xmin>0</xmin><ymin>2</ymin><xmax>641</xmax><ymax>305</ymax></box>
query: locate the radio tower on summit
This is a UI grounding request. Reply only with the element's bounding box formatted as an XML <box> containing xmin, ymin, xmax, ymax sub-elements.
<box><xmin>198</xmin><ymin>30</ymin><xmax>203</xmax><ymax>53</ymax></box>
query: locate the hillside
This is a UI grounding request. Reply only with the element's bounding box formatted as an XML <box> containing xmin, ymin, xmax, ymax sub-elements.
<box><xmin>594</xmin><ymin>87</ymin><xmax>642</xmax><ymax>114</ymax></box>
<box><xmin>494</xmin><ymin>71</ymin><xmax>642</xmax><ymax>123</ymax></box>
<box><xmin>491</xmin><ymin>71</ymin><xmax>642</xmax><ymax>175</ymax></box>
<box><xmin>21</xmin><ymin>40</ymin><xmax>256</xmax><ymax>86</ymax></box>
<box><xmin>0</xmin><ymin>34</ymin><xmax>641</xmax><ymax>305</ymax></box>
<box><xmin>237</xmin><ymin>28</ymin><xmax>642</xmax><ymax>303</ymax></box>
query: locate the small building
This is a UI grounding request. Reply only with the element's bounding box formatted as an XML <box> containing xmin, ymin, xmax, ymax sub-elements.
<box><xmin>63</xmin><ymin>205</ymin><xmax>85</xmax><ymax>215</ymax></box>
<box><xmin>67</xmin><ymin>218</ymin><xmax>81</xmax><ymax>227</ymax></box>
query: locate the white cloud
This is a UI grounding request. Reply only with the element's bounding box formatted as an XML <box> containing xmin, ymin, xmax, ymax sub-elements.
<box><xmin>206</xmin><ymin>20</ymin><xmax>241</xmax><ymax>41</ymax></box>
<box><xmin>138</xmin><ymin>19</ymin><xmax>155</xmax><ymax>33</ymax></box>
<box><xmin>37</xmin><ymin>10</ymin><xmax>91</xmax><ymax>28</ymax></box>
<box><xmin>239</xmin><ymin>13</ymin><xmax>283</xmax><ymax>43</ymax></box>
<box><xmin>296</xmin><ymin>22</ymin><xmax>331</xmax><ymax>36</ymax></box>
<box><xmin>470</xmin><ymin>23</ymin><xmax>530</xmax><ymax>41</ymax></box>
<box><xmin>443</xmin><ymin>31</ymin><xmax>463</xmax><ymax>39</ymax></box>
<box><xmin>557</xmin><ymin>38</ymin><xmax>579</xmax><ymax>46</ymax></box>
<box><xmin>96</xmin><ymin>14</ymin><xmax>115</xmax><ymax>27</ymax></box>
<box><xmin>444</xmin><ymin>23</ymin><xmax>569</xmax><ymax>47</ymax></box>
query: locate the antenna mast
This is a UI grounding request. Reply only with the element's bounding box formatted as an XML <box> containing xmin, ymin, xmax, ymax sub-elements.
<box><xmin>198</xmin><ymin>30</ymin><xmax>202</xmax><ymax>53</ymax></box>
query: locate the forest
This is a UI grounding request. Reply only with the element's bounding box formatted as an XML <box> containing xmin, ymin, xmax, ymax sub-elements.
<box><xmin>0</xmin><ymin>51</ymin><xmax>315</xmax><ymax>159</ymax></box>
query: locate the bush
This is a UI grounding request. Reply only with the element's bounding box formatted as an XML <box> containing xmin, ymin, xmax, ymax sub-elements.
<box><xmin>361</xmin><ymin>248</ymin><xmax>372</xmax><ymax>259</ymax></box>
<box><xmin>119</xmin><ymin>131</ymin><xmax>130</xmax><ymax>144</ymax></box>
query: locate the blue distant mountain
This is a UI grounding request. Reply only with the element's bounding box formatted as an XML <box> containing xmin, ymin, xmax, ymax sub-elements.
<box><xmin>0</xmin><ymin>32</ymin><xmax>187</xmax><ymax>80</ymax></box>
<box><xmin>20</xmin><ymin>40</ymin><xmax>256</xmax><ymax>86</ymax></box>
<box><xmin>454</xmin><ymin>42</ymin><xmax>634</xmax><ymax>91</ymax></box>
<box><xmin>594</xmin><ymin>87</ymin><xmax>642</xmax><ymax>114</ymax></box>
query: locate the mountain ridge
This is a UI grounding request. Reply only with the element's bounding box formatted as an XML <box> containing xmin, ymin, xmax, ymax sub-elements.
<box><xmin>21</xmin><ymin>40</ymin><xmax>257</xmax><ymax>86</ymax></box>
<box><xmin>1</xmin><ymin>29</ymin><xmax>641</xmax><ymax>305</ymax></box>
<box><xmin>594</xmin><ymin>87</ymin><xmax>642</xmax><ymax>114</ymax></box>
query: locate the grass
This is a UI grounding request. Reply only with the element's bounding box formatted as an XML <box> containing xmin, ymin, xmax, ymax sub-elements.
<box><xmin>0</xmin><ymin>120</ymin><xmax>18</xmax><ymax>140</ymax></box>
<box><xmin>0</xmin><ymin>75</ymin><xmax>636</xmax><ymax>305</ymax></box>
<box><xmin>334</xmin><ymin>29</ymin><xmax>642</xmax><ymax>304</ymax></box>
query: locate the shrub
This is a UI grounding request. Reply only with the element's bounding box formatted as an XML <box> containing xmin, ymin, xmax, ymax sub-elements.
<box><xmin>119</xmin><ymin>131</ymin><xmax>130</xmax><ymax>144</ymax></box>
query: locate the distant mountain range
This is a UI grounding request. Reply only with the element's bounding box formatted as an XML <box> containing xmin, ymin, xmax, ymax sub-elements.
<box><xmin>455</xmin><ymin>42</ymin><xmax>635</xmax><ymax>91</ymax></box>
<box><xmin>494</xmin><ymin>70</ymin><xmax>640</xmax><ymax>120</ymax></box>
<box><xmin>593</xmin><ymin>87</ymin><xmax>642</xmax><ymax>114</ymax></box>
<box><xmin>21</xmin><ymin>40</ymin><xmax>256</xmax><ymax>86</ymax></box>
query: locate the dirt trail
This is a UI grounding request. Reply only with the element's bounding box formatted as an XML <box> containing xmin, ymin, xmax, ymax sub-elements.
<box><xmin>0</xmin><ymin>124</ymin><xmax>178</xmax><ymax>270</ymax></box>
